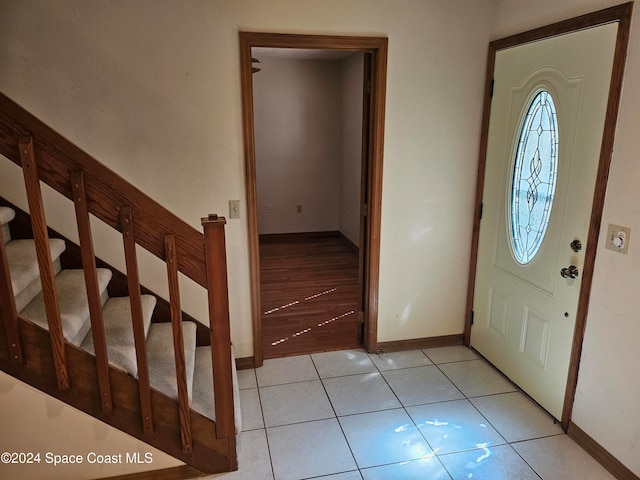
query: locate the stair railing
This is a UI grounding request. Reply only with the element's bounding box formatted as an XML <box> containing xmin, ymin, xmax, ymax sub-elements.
<box><xmin>0</xmin><ymin>93</ymin><xmax>236</xmax><ymax>468</ymax></box>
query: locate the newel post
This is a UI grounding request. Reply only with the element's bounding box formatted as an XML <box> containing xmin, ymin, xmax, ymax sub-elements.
<box><xmin>201</xmin><ymin>215</ymin><xmax>236</xmax><ymax>446</ymax></box>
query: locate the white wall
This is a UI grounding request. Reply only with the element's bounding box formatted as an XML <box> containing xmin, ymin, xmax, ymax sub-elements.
<box><xmin>254</xmin><ymin>57</ymin><xmax>342</xmax><ymax>234</ymax></box>
<box><xmin>253</xmin><ymin>52</ymin><xmax>363</xmax><ymax>241</ymax></box>
<box><xmin>339</xmin><ymin>53</ymin><xmax>364</xmax><ymax>247</ymax></box>
<box><xmin>492</xmin><ymin>0</ymin><xmax>640</xmax><ymax>475</ymax></box>
<box><xmin>0</xmin><ymin>0</ymin><xmax>493</xmax><ymax>474</ymax></box>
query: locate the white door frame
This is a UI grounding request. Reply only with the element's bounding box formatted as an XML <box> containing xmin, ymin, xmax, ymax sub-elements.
<box><xmin>464</xmin><ymin>2</ymin><xmax>633</xmax><ymax>430</ymax></box>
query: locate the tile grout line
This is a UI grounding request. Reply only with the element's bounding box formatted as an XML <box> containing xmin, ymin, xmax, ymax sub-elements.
<box><xmin>370</xmin><ymin>349</ymin><xmax>455</xmax><ymax>479</ymax></box>
<box><xmin>253</xmin><ymin>365</ymin><xmax>277</xmax><ymax>480</ymax></box>
<box><xmin>309</xmin><ymin>352</ymin><xmax>362</xmax><ymax>478</ymax></box>
<box><xmin>250</xmin><ymin>348</ymin><xmax>572</xmax><ymax>479</ymax></box>
<box><xmin>427</xmin><ymin>353</ymin><xmax>554</xmax><ymax>480</ymax></box>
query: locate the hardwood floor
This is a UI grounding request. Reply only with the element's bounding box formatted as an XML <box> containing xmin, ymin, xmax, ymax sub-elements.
<box><xmin>259</xmin><ymin>233</ymin><xmax>361</xmax><ymax>359</ymax></box>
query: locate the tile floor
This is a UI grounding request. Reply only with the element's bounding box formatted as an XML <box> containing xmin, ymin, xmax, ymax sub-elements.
<box><xmin>207</xmin><ymin>346</ymin><xmax>616</xmax><ymax>480</ymax></box>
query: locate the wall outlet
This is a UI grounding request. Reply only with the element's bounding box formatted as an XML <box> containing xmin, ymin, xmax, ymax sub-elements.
<box><xmin>229</xmin><ymin>200</ymin><xmax>241</xmax><ymax>219</ymax></box>
<box><xmin>605</xmin><ymin>224</ymin><xmax>631</xmax><ymax>254</ymax></box>
<box><xmin>297</xmin><ymin>204</ymin><xmax>302</xmax><ymax>214</ymax></box>
<box><xmin>267</xmin><ymin>204</ymin><xmax>273</xmax><ymax>214</ymax></box>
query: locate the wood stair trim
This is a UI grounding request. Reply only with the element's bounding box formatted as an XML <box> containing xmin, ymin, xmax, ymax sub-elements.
<box><xmin>202</xmin><ymin>217</ymin><xmax>236</xmax><ymax>446</ymax></box>
<box><xmin>120</xmin><ymin>205</ymin><xmax>155</xmax><ymax>434</ymax></box>
<box><xmin>72</xmin><ymin>169</ymin><xmax>113</xmax><ymax>412</ymax></box>
<box><xmin>164</xmin><ymin>235</ymin><xmax>193</xmax><ymax>453</ymax></box>
<box><xmin>1</xmin><ymin>198</ymin><xmax>212</xmax><ymax>346</ymax></box>
<box><xmin>18</xmin><ymin>136</ymin><xmax>69</xmax><ymax>390</ymax></box>
<box><xmin>0</xmin><ymin>94</ymin><xmax>207</xmax><ymax>289</ymax></box>
<box><xmin>0</xmin><ymin>315</ymin><xmax>234</xmax><ymax>474</ymax></box>
<box><xmin>0</xmin><ymin>91</ymin><xmax>238</xmax><ymax>474</ymax></box>
<box><xmin>0</xmin><ymin>202</ymin><xmax>237</xmax><ymax>473</ymax></box>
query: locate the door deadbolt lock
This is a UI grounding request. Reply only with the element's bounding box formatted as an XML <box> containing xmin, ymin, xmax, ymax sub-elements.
<box><xmin>570</xmin><ymin>240</ymin><xmax>582</xmax><ymax>253</ymax></box>
<box><xmin>561</xmin><ymin>265</ymin><xmax>579</xmax><ymax>279</ymax></box>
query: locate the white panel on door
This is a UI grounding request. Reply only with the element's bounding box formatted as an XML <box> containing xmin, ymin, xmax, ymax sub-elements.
<box><xmin>521</xmin><ymin>306</ymin><xmax>551</xmax><ymax>368</ymax></box>
<box><xmin>488</xmin><ymin>287</ymin><xmax>510</xmax><ymax>339</ymax></box>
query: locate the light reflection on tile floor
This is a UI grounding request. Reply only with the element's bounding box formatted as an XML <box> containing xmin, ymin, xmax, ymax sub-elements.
<box><xmin>207</xmin><ymin>346</ymin><xmax>616</xmax><ymax>480</ymax></box>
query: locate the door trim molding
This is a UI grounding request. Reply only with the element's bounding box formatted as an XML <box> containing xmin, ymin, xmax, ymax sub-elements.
<box><xmin>239</xmin><ymin>32</ymin><xmax>388</xmax><ymax>367</ymax></box>
<box><xmin>464</xmin><ymin>2</ymin><xmax>634</xmax><ymax>430</ymax></box>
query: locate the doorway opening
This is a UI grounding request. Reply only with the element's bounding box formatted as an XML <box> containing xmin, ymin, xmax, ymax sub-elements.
<box><xmin>465</xmin><ymin>3</ymin><xmax>633</xmax><ymax>429</ymax></box>
<box><xmin>239</xmin><ymin>33</ymin><xmax>388</xmax><ymax>366</ymax></box>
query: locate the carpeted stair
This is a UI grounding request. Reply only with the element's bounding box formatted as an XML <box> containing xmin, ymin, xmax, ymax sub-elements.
<box><xmin>0</xmin><ymin>205</ymin><xmax>241</xmax><ymax>432</ymax></box>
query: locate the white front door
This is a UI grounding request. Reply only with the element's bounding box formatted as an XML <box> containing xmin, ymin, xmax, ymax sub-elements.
<box><xmin>471</xmin><ymin>23</ymin><xmax>618</xmax><ymax>420</ymax></box>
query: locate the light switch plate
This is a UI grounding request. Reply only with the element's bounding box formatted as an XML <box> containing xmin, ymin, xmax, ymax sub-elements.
<box><xmin>605</xmin><ymin>224</ymin><xmax>631</xmax><ymax>254</ymax></box>
<box><xmin>229</xmin><ymin>200</ymin><xmax>241</xmax><ymax>219</ymax></box>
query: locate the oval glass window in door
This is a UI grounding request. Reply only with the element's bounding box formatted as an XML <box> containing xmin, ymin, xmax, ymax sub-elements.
<box><xmin>510</xmin><ymin>89</ymin><xmax>559</xmax><ymax>264</ymax></box>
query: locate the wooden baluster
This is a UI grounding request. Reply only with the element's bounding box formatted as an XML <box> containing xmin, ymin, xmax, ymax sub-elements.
<box><xmin>120</xmin><ymin>206</ymin><xmax>154</xmax><ymax>434</ymax></box>
<box><xmin>201</xmin><ymin>215</ymin><xmax>236</xmax><ymax>451</ymax></box>
<box><xmin>0</xmin><ymin>226</ymin><xmax>23</xmax><ymax>363</ymax></box>
<box><xmin>19</xmin><ymin>137</ymin><xmax>69</xmax><ymax>390</ymax></box>
<box><xmin>71</xmin><ymin>171</ymin><xmax>113</xmax><ymax>412</ymax></box>
<box><xmin>164</xmin><ymin>235</ymin><xmax>192</xmax><ymax>453</ymax></box>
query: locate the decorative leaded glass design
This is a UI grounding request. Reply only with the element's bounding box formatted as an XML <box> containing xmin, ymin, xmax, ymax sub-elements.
<box><xmin>510</xmin><ymin>89</ymin><xmax>558</xmax><ymax>264</ymax></box>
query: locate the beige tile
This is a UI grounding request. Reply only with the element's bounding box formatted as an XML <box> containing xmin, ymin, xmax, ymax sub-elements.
<box><xmin>206</xmin><ymin>429</ymin><xmax>273</xmax><ymax>479</ymax></box>
<box><xmin>260</xmin><ymin>380</ymin><xmax>334</xmax><ymax>427</ymax></box>
<box><xmin>382</xmin><ymin>366</ymin><xmax>464</xmax><ymax>406</ymax></box>
<box><xmin>267</xmin><ymin>419</ymin><xmax>357</xmax><ymax>480</ymax></box>
<box><xmin>339</xmin><ymin>409</ymin><xmax>433</xmax><ymax>469</ymax></box>
<box><xmin>513</xmin><ymin>435</ymin><xmax>617</xmax><ymax>480</ymax></box>
<box><xmin>439</xmin><ymin>360</ymin><xmax>516</xmax><ymax>397</ymax></box>
<box><xmin>256</xmin><ymin>355</ymin><xmax>318</xmax><ymax>387</ymax></box>
<box><xmin>361</xmin><ymin>457</ymin><xmax>452</xmax><ymax>479</ymax></box>
<box><xmin>324</xmin><ymin>372</ymin><xmax>401</xmax><ymax>416</ymax></box>
<box><xmin>312</xmin><ymin>349</ymin><xmax>378</xmax><ymax>378</ymax></box>
<box><xmin>470</xmin><ymin>392</ymin><xmax>563</xmax><ymax>442</ymax></box>
<box><xmin>239</xmin><ymin>388</ymin><xmax>264</xmax><ymax>431</ymax></box>
<box><xmin>423</xmin><ymin>346</ymin><xmax>480</xmax><ymax>364</ymax></box>
<box><xmin>368</xmin><ymin>350</ymin><xmax>433</xmax><ymax>371</ymax></box>
<box><xmin>237</xmin><ymin>368</ymin><xmax>257</xmax><ymax>390</ymax></box>
<box><xmin>408</xmin><ymin>399</ymin><xmax>506</xmax><ymax>455</ymax></box>
<box><xmin>313</xmin><ymin>472</ymin><xmax>363</xmax><ymax>480</ymax></box>
<box><xmin>439</xmin><ymin>444</ymin><xmax>540</xmax><ymax>480</ymax></box>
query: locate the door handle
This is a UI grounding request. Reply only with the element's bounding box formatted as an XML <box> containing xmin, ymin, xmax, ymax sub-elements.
<box><xmin>560</xmin><ymin>265</ymin><xmax>579</xmax><ymax>279</ymax></box>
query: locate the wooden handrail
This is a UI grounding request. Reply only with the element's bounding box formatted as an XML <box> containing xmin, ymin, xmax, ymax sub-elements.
<box><xmin>18</xmin><ymin>137</ymin><xmax>69</xmax><ymax>391</ymax></box>
<box><xmin>72</xmin><ymin>171</ymin><xmax>113</xmax><ymax>412</ymax></box>
<box><xmin>0</xmin><ymin>93</ymin><xmax>206</xmax><ymax>288</ymax></box>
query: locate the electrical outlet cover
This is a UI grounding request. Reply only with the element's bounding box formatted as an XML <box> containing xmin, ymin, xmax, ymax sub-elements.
<box><xmin>605</xmin><ymin>223</ymin><xmax>631</xmax><ymax>254</ymax></box>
